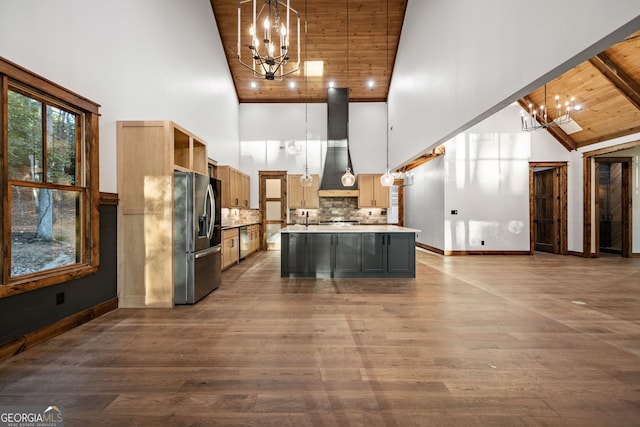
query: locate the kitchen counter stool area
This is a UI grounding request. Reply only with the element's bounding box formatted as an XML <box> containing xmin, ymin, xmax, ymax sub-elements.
<box><xmin>281</xmin><ymin>225</ymin><xmax>419</xmax><ymax>278</ymax></box>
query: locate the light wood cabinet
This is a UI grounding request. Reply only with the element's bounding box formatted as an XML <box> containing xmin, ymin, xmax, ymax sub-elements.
<box><xmin>248</xmin><ymin>224</ymin><xmax>261</xmax><ymax>254</ymax></box>
<box><xmin>222</xmin><ymin>228</ymin><xmax>239</xmax><ymax>269</ymax></box>
<box><xmin>219</xmin><ymin>166</ymin><xmax>250</xmax><ymax>208</ymax></box>
<box><xmin>117</xmin><ymin>120</ymin><xmax>208</xmax><ymax>308</ymax></box>
<box><xmin>358</xmin><ymin>174</ymin><xmax>390</xmax><ymax>208</ymax></box>
<box><xmin>288</xmin><ymin>174</ymin><xmax>320</xmax><ymax>208</ymax></box>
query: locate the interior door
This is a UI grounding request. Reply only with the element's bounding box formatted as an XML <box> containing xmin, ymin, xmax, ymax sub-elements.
<box><xmin>595</xmin><ymin>158</ymin><xmax>632</xmax><ymax>257</ymax></box>
<box><xmin>533</xmin><ymin>168</ymin><xmax>558</xmax><ymax>253</ymax></box>
<box><xmin>259</xmin><ymin>171</ymin><xmax>288</xmax><ymax>250</ymax></box>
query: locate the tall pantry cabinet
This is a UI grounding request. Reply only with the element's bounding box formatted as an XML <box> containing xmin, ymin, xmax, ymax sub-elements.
<box><xmin>117</xmin><ymin>121</ymin><xmax>207</xmax><ymax>308</ymax></box>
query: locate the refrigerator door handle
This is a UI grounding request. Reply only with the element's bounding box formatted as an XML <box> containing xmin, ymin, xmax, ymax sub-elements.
<box><xmin>205</xmin><ymin>183</ymin><xmax>215</xmax><ymax>240</ymax></box>
<box><xmin>195</xmin><ymin>245</ymin><xmax>221</xmax><ymax>259</ymax></box>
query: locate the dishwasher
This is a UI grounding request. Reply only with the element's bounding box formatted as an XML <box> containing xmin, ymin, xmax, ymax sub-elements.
<box><xmin>239</xmin><ymin>226</ymin><xmax>249</xmax><ymax>259</ymax></box>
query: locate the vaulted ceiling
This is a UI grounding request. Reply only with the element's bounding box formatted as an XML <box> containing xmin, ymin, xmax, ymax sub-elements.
<box><xmin>210</xmin><ymin>1</ymin><xmax>640</xmax><ymax>152</ymax></box>
<box><xmin>519</xmin><ymin>30</ymin><xmax>640</xmax><ymax>151</ymax></box>
<box><xmin>210</xmin><ymin>0</ymin><xmax>407</xmax><ymax>103</ymax></box>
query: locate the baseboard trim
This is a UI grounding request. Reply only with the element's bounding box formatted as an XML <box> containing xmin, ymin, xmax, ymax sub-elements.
<box><xmin>445</xmin><ymin>250</ymin><xmax>531</xmax><ymax>256</ymax></box>
<box><xmin>415</xmin><ymin>242</ymin><xmax>444</xmax><ymax>255</ymax></box>
<box><xmin>0</xmin><ymin>297</ymin><xmax>118</xmax><ymax>362</ymax></box>
<box><xmin>568</xmin><ymin>251</ymin><xmax>585</xmax><ymax>257</ymax></box>
<box><xmin>633</xmin><ymin>253</ymin><xmax>640</xmax><ymax>258</ymax></box>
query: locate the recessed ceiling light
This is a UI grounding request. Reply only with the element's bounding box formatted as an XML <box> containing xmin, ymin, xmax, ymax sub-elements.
<box><xmin>367</xmin><ymin>80</ymin><xmax>375</xmax><ymax>88</ymax></box>
<box><xmin>289</xmin><ymin>81</ymin><xmax>296</xmax><ymax>89</ymax></box>
<box><xmin>250</xmin><ymin>81</ymin><xmax>257</xmax><ymax>89</ymax></box>
<box><xmin>328</xmin><ymin>81</ymin><xmax>335</xmax><ymax>88</ymax></box>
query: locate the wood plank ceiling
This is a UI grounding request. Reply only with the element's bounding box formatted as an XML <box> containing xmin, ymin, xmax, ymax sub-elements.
<box><xmin>210</xmin><ymin>1</ymin><xmax>640</xmax><ymax>153</ymax></box>
<box><xmin>210</xmin><ymin>0</ymin><xmax>407</xmax><ymax>103</ymax></box>
<box><xmin>518</xmin><ymin>29</ymin><xmax>640</xmax><ymax>151</ymax></box>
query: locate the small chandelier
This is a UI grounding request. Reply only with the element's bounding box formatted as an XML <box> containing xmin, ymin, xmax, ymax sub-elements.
<box><xmin>521</xmin><ymin>84</ymin><xmax>582</xmax><ymax>131</ymax></box>
<box><xmin>238</xmin><ymin>0</ymin><xmax>301</xmax><ymax>80</ymax></box>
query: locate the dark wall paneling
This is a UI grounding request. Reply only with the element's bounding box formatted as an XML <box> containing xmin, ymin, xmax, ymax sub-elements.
<box><xmin>0</xmin><ymin>203</ymin><xmax>117</xmax><ymax>346</ymax></box>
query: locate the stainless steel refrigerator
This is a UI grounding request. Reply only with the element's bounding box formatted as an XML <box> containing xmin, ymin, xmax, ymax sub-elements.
<box><xmin>174</xmin><ymin>171</ymin><xmax>222</xmax><ymax>304</ymax></box>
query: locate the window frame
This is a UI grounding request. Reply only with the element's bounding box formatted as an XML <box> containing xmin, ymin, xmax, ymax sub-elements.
<box><xmin>0</xmin><ymin>57</ymin><xmax>100</xmax><ymax>298</ymax></box>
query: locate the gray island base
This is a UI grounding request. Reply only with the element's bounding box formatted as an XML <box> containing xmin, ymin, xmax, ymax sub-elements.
<box><xmin>280</xmin><ymin>225</ymin><xmax>420</xmax><ymax>278</ymax></box>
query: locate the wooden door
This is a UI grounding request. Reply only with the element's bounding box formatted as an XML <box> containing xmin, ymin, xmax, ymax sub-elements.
<box><xmin>533</xmin><ymin>169</ymin><xmax>558</xmax><ymax>253</ymax></box>
<box><xmin>260</xmin><ymin>171</ymin><xmax>288</xmax><ymax>250</ymax></box>
<box><xmin>530</xmin><ymin>163</ymin><xmax>567</xmax><ymax>255</ymax></box>
<box><xmin>594</xmin><ymin>158</ymin><xmax>632</xmax><ymax>257</ymax></box>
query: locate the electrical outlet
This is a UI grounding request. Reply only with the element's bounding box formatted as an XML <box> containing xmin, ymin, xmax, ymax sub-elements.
<box><xmin>56</xmin><ymin>292</ymin><xmax>65</xmax><ymax>305</ymax></box>
<box><xmin>451</xmin><ymin>210</ymin><xmax>458</xmax><ymax>215</ymax></box>
<box><xmin>481</xmin><ymin>240</ymin><xmax>485</xmax><ymax>246</ymax></box>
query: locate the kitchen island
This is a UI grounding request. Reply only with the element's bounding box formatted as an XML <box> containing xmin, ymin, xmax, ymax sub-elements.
<box><xmin>281</xmin><ymin>225</ymin><xmax>420</xmax><ymax>278</ymax></box>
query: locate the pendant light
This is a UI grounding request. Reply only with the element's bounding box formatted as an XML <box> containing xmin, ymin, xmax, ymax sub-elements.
<box><xmin>299</xmin><ymin>4</ymin><xmax>313</xmax><ymax>187</ymax></box>
<box><xmin>340</xmin><ymin>0</ymin><xmax>356</xmax><ymax>188</ymax></box>
<box><xmin>380</xmin><ymin>0</ymin><xmax>394</xmax><ymax>187</ymax></box>
<box><xmin>341</xmin><ymin>167</ymin><xmax>355</xmax><ymax>186</ymax></box>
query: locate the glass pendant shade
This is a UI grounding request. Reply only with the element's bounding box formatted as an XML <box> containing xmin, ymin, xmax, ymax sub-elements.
<box><xmin>380</xmin><ymin>168</ymin><xmax>394</xmax><ymax>187</ymax></box>
<box><xmin>299</xmin><ymin>172</ymin><xmax>313</xmax><ymax>187</ymax></box>
<box><xmin>341</xmin><ymin>167</ymin><xmax>356</xmax><ymax>187</ymax></box>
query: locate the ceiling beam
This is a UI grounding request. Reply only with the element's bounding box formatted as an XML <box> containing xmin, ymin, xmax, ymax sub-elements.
<box><xmin>589</xmin><ymin>52</ymin><xmax>640</xmax><ymax>111</ymax></box>
<box><xmin>397</xmin><ymin>145</ymin><xmax>446</xmax><ymax>172</ymax></box>
<box><xmin>517</xmin><ymin>98</ymin><xmax>577</xmax><ymax>151</ymax></box>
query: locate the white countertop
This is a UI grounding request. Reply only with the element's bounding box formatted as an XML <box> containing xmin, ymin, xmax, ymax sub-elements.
<box><xmin>281</xmin><ymin>224</ymin><xmax>421</xmax><ymax>233</ymax></box>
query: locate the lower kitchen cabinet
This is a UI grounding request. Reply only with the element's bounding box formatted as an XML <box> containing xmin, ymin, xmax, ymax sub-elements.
<box><xmin>283</xmin><ymin>232</ymin><xmax>308</xmax><ymax>274</ymax></box>
<box><xmin>222</xmin><ymin>228</ymin><xmax>239</xmax><ymax>270</ymax></box>
<box><xmin>248</xmin><ymin>224</ymin><xmax>260</xmax><ymax>254</ymax></box>
<box><xmin>281</xmin><ymin>232</ymin><xmax>415</xmax><ymax>278</ymax></box>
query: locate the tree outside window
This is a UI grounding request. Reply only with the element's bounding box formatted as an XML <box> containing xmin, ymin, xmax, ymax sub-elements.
<box><xmin>8</xmin><ymin>88</ymin><xmax>83</xmax><ymax>278</ymax></box>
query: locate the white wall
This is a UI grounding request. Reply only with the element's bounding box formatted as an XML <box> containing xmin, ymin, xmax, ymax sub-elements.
<box><xmin>0</xmin><ymin>0</ymin><xmax>239</xmax><ymax>192</ymax></box>
<box><xmin>389</xmin><ymin>0</ymin><xmax>640</xmax><ymax>169</ymax></box>
<box><xmin>404</xmin><ymin>156</ymin><xmax>445</xmax><ymax>249</ymax></box>
<box><xmin>239</xmin><ymin>102</ymin><xmax>387</xmax><ymax>207</ymax></box>
<box><xmin>406</xmin><ymin>104</ymin><xmax>571</xmax><ymax>252</ymax></box>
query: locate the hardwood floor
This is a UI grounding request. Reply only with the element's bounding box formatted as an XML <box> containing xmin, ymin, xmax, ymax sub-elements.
<box><xmin>1</xmin><ymin>249</ymin><xmax>639</xmax><ymax>426</ymax></box>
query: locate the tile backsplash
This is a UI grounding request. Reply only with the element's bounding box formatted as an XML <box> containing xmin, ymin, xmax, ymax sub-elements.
<box><xmin>222</xmin><ymin>208</ymin><xmax>260</xmax><ymax>226</ymax></box>
<box><xmin>289</xmin><ymin>197</ymin><xmax>387</xmax><ymax>224</ymax></box>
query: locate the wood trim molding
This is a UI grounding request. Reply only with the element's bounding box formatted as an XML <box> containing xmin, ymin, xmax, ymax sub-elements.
<box><xmin>415</xmin><ymin>242</ymin><xmax>443</xmax><ymax>255</ymax></box>
<box><xmin>100</xmin><ymin>192</ymin><xmax>119</xmax><ymax>205</ymax></box>
<box><xmin>582</xmin><ymin>140</ymin><xmax>640</xmax><ymax>157</ymax></box>
<box><xmin>529</xmin><ymin>163</ymin><xmax>568</xmax><ymax>255</ymax></box>
<box><xmin>444</xmin><ymin>250</ymin><xmax>531</xmax><ymax>256</ymax></box>
<box><xmin>568</xmin><ymin>250</ymin><xmax>584</xmax><ymax>257</ymax></box>
<box><xmin>0</xmin><ymin>56</ymin><xmax>100</xmax><ymax>113</ymax></box>
<box><xmin>583</xmin><ymin>142</ymin><xmax>639</xmax><ymax>258</ymax></box>
<box><xmin>0</xmin><ymin>297</ymin><xmax>117</xmax><ymax>362</ymax></box>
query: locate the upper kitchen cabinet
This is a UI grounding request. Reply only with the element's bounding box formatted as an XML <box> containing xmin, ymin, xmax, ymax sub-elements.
<box><xmin>171</xmin><ymin>124</ymin><xmax>207</xmax><ymax>175</ymax></box>
<box><xmin>288</xmin><ymin>174</ymin><xmax>320</xmax><ymax>209</ymax></box>
<box><xmin>358</xmin><ymin>174</ymin><xmax>390</xmax><ymax>208</ymax></box>
<box><xmin>219</xmin><ymin>166</ymin><xmax>250</xmax><ymax>208</ymax></box>
<box><xmin>116</xmin><ymin>120</ymin><xmax>209</xmax><ymax>308</ymax></box>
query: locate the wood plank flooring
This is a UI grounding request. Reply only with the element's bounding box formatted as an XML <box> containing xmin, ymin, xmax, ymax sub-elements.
<box><xmin>1</xmin><ymin>249</ymin><xmax>639</xmax><ymax>426</ymax></box>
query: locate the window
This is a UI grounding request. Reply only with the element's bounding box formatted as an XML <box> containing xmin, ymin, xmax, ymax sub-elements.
<box><xmin>1</xmin><ymin>57</ymin><xmax>100</xmax><ymax>297</ymax></box>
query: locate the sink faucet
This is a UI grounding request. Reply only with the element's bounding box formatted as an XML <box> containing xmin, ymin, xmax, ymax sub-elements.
<box><xmin>305</xmin><ymin>211</ymin><xmax>309</xmax><ymax>227</ymax></box>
